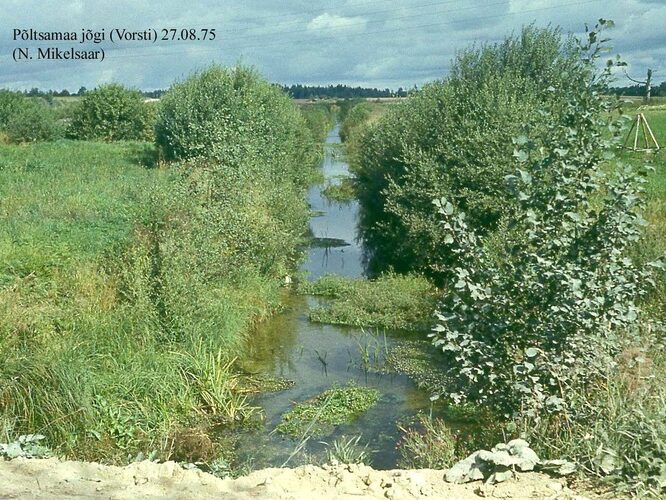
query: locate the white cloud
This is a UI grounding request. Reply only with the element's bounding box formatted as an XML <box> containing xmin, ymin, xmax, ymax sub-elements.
<box><xmin>306</xmin><ymin>13</ymin><xmax>367</xmax><ymax>34</ymax></box>
<box><xmin>0</xmin><ymin>0</ymin><xmax>663</xmax><ymax>90</ymax></box>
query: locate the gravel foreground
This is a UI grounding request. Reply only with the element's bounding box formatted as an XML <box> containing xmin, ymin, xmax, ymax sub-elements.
<box><xmin>0</xmin><ymin>458</ymin><xmax>600</xmax><ymax>499</ymax></box>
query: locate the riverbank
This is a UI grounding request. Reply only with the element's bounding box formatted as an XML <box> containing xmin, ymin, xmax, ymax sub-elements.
<box><xmin>0</xmin><ymin>457</ymin><xmax>600</xmax><ymax>499</ymax></box>
<box><xmin>0</xmin><ymin>71</ymin><xmax>329</xmax><ymax>464</ymax></box>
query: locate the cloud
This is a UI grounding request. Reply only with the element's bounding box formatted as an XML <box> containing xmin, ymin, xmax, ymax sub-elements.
<box><xmin>0</xmin><ymin>0</ymin><xmax>663</xmax><ymax>90</ymax></box>
<box><xmin>306</xmin><ymin>13</ymin><xmax>367</xmax><ymax>34</ymax></box>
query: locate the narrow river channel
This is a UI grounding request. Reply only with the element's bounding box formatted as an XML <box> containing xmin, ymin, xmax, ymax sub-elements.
<box><xmin>236</xmin><ymin>125</ymin><xmax>437</xmax><ymax>469</ymax></box>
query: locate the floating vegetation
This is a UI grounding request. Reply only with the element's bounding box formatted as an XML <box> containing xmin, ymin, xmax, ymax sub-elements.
<box><xmin>275</xmin><ymin>383</ymin><xmax>380</xmax><ymax>438</ymax></box>
<box><xmin>300</xmin><ymin>273</ymin><xmax>438</xmax><ymax>331</ymax></box>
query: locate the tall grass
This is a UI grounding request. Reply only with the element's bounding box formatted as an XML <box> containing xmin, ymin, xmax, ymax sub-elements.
<box><xmin>0</xmin><ymin>102</ymin><xmax>324</xmax><ymax>463</ymax></box>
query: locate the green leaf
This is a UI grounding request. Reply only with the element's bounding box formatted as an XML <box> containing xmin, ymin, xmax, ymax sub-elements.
<box><xmin>513</xmin><ymin>149</ymin><xmax>529</xmax><ymax>163</ymax></box>
<box><xmin>514</xmin><ymin>135</ymin><xmax>529</xmax><ymax>146</ymax></box>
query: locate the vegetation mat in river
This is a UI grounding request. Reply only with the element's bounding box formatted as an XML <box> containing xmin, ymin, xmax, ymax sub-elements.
<box><xmin>299</xmin><ymin>273</ymin><xmax>438</xmax><ymax>331</ymax></box>
<box><xmin>321</xmin><ymin>177</ymin><xmax>357</xmax><ymax>203</ymax></box>
<box><xmin>275</xmin><ymin>383</ymin><xmax>380</xmax><ymax>438</ymax></box>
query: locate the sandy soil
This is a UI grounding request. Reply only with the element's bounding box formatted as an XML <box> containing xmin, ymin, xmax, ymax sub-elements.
<box><xmin>0</xmin><ymin>458</ymin><xmax>598</xmax><ymax>499</ymax></box>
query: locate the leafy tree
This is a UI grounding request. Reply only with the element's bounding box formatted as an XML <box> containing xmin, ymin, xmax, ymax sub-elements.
<box><xmin>429</xmin><ymin>20</ymin><xmax>662</xmax><ymax>418</ymax></box>
<box><xmin>352</xmin><ymin>25</ymin><xmax>611</xmax><ymax>282</ymax></box>
<box><xmin>68</xmin><ymin>84</ymin><xmax>154</xmax><ymax>141</ymax></box>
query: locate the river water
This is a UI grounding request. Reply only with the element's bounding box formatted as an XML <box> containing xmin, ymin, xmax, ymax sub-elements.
<box><xmin>236</xmin><ymin>125</ymin><xmax>436</xmax><ymax>469</ymax></box>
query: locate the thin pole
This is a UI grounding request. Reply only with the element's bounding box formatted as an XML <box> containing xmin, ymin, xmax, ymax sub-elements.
<box><xmin>633</xmin><ymin>114</ymin><xmax>640</xmax><ymax>151</ymax></box>
<box><xmin>640</xmin><ymin>113</ymin><xmax>650</xmax><ymax>149</ymax></box>
<box><xmin>623</xmin><ymin>115</ymin><xmax>637</xmax><ymax>149</ymax></box>
<box><xmin>644</xmin><ymin>117</ymin><xmax>661</xmax><ymax>150</ymax></box>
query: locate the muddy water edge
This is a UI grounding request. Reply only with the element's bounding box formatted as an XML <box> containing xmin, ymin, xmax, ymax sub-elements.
<box><xmin>234</xmin><ymin>125</ymin><xmax>444</xmax><ymax>470</ymax></box>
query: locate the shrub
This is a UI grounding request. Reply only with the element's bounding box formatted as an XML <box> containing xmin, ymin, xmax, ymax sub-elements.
<box><xmin>300</xmin><ymin>103</ymin><xmax>335</xmax><ymax>144</ymax></box>
<box><xmin>69</xmin><ymin>84</ymin><xmax>154</xmax><ymax>141</ymax></box>
<box><xmin>153</xmin><ymin>66</ymin><xmax>323</xmax><ymax>282</ymax></box>
<box><xmin>352</xmin><ymin>25</ymin><xmax>602</xmax><ymax>281</ymax></box>
<box><xmin>0</xmin><ymin>91</ymin><xmax>61</xmax><ymax>143</ymax></box>
<box><xmin>155</xmin><ymin>65</ymin><xmax>318</xmax><ymax>186</ymax></box>
<box><xmin>339</xmin><ymin>102</ymin><xmax>371</xmax><ymax>142</ymax></box>
<box><xmin>429</xmin><ymin>21</ymin><xmax>663</xmax><ymax>420</ymax></box>
<box><xmin>4</xmin><ymin>99</ymin><xmax>61</xmax><ymax>143</ymax></box>
<box><xmin>0</xmin><ymin>90</ymin><xmax>23</xmax><ymax>126</ymax></box>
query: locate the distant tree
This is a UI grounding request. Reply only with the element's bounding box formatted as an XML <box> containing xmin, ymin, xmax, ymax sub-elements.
<box><xmin>608</xmin><ymin>76</ymin><xmax>664</xmax><ymax>98</ymax></box>
<box><xmin>69</xmin><ymin>84</ymin><xmax>154</xmax><ymax>141</ymax></box>
<box><xmin>282</xmin><ymin>84</ymin><xmax>401</xmax><ymax>99</ymax></box>
<box><xmin>77</xmin><ymin>86</ymin><xmax>87</xmax><ymax>96</ymax></box>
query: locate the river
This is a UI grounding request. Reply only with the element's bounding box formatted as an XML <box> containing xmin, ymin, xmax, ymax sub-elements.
<box><xmin>236</xmin><ymin>125</ymin><xmax>436</xmax><ymax>469</ymax></box>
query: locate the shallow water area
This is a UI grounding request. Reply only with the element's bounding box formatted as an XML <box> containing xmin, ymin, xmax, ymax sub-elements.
<box><xmin>236</xmin><ymin>125</ymin><xmax>439</xmax><ymax>469</ymax></box>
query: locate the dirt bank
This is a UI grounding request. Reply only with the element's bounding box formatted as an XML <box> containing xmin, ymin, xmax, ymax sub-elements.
<box><xmin>0</xmin><ymin>458</ymin><xmax>598</xmax><ymax>499</ymax></box>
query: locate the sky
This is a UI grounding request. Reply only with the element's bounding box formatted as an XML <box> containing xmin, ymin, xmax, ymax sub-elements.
<box><xmin>1</xmin><ymin>0</ymin><xmax>664</xmax><ymax>91</ymax></box>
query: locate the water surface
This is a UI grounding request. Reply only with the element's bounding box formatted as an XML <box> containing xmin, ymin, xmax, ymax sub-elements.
<box><xmin>237</xmin><ymin>125</ymin><xmax>436</xmax><ymax>469</ymax></box>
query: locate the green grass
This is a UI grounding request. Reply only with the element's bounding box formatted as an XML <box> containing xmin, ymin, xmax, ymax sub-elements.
<box><xmin>275</xmin><ymin>383</ymin><xmax>379</xmax><ymax>438</ymax></box>
<box><xmin>397</xmin><ymin>414</ymin><xmax>456</xmax><ymax>469</ymax></box>
<box><xmin>524</xmin><ymin>345</ymin><xmax>666</xmax><ymax>494</ymax></box>
<box><xmin>0</xmin><ymin>140</ymin><xmax>157</xmax><ymax>267</ymax></box>
<box><xmin>620</xmin><ymin>109</ymin><xmax>666</xmax><ymax>320</ymax></box>
<box><xmin>0</xmin><ymin>140</ymin><xmax>294</xmax><ymax>463</ymax></box>
<box><xmin>299</xmin><ymin>273</ymin><xmax>438</xmax><ymax>331</ymax></box>
<box><xmin>617</xmin><ymin>96</ymin><xmax>666</xmax><ymax>110</ymax></box>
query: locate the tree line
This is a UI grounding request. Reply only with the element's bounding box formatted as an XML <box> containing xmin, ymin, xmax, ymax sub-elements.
<box><xmin>607</xmin><ymin>80</ymin><xmax>666</xmax><ymax>97</ymax></box>
<box><xmin>12</xmin><ymin>84</ymin><xmax>412</xmax><ymax>100</ymax></box>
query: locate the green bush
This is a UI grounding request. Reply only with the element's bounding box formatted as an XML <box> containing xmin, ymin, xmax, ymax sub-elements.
<box><xmin>0</xmin><ymin>91</ymin><xmax>61</xmax><ymax>143</ymax></box>
<box><xmin>429</xmin><ymin>21</ymin><xmax>662</xmax><ymax>420</ymax></box>
<box><xmin>339</xmin><ymin>102</ymin><xmax>371</xmax><ymax>142</ymax></box>
<box><xmin>0</xmin><ymin>90</ymin><xmax>23</xmax><ymax>126</ymax></box>
<box><xmin>155</xmin><ymin>65</ymin><xmax>318</xmax><ymax>185</ymax></box>
<box><xmin>352</xmin><ymin>25</ymin><xmax>600</xmax><ymax>281</ymax></box>
<box><xmin>153</xmin><ymin>66</ymin><xmax>322</xmax><ymax>281</ymax></box>
<box><xmin>300</xmin><ymin>103</ymin><xmax>335</xmax><ymax>144</ymax></box>
<box><xmin>4</xmin><ymin>99</ymin><xmax>61</xmax><ymax>143</ymax></box>
<box><xmin>68</xmin><ymin>84</ymin><xmax>154</xmax><ymax>141</ymax></box>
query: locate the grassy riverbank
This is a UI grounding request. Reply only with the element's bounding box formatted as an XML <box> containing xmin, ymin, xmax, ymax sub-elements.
<box><xmin>0</xmin><ymin>67</ymin><xmax>332</xmax><ymax>465</ymax></box>
<box><xmin>0</xmin><ymin>140</ymin><xmax>284</xmax><ymax>462</ymax></box>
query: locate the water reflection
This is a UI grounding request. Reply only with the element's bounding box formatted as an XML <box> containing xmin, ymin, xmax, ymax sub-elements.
<box><xmin>302</xmin><ymin>125</ymin><xmax>366</xmax><ymax>280</ymax></box>
<box><xmin>236</xmin><ymin>125</ymin><xmax>436</xmax><ymax>470</ymax></box>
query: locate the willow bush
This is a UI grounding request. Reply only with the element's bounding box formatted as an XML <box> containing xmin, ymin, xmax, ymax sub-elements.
<box><xmin>155</xmin><ymin>66</ymin><xmax>319</xmax><ymax>185</ymax></box>
<box><xmin>68</xmin><ymin>84</ymin><xmax>154</xmax><ymax>141</ymax></box>
<box><xmin>0</xmin><ymin>91</ymin><xmax>61</xmax><ymax>143</ymax></box>
<box><xmin>353</xmin><ymin>25</ymin><xmax>604</xmax><ymax>281</ymax></box>
<box><xmin>154</xmin><ymin>66</ymin><xmax>323</xmax><ymax>280</ymax></box>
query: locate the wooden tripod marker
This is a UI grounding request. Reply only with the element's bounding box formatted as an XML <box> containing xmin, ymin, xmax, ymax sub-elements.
<box><xmin>623</xmin><ymin>113</ymin><xmax>661</xmax><ymax>152</ymax></box>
